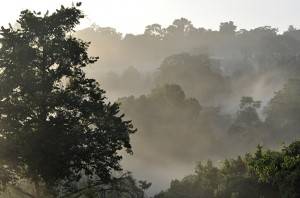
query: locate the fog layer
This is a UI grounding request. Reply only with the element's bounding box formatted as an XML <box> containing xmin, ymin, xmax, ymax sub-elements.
<box><xmin>75</xmin><ymin>20</ymin><xmax>300</xmax><ymax>194</ymax></box>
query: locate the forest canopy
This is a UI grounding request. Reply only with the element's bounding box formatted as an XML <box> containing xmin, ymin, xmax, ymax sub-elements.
<box><xmin>154</xmin><ymin>141</ymin><xmax>300</xmax><ymax>198</ymax></box>
<box><xmin>0</xmin><ymin>2</ymin><xmax>300</xmax><ymax>198</ymax></box>
<box><xmin>0</xmin><ymin>4</ymin><xmax>135</xmax><ymax>198</ymax></box>
<box><xmin>74</xmin><ymin>12</ymin><xmax>300</xmax><ymax>197</ymax></box>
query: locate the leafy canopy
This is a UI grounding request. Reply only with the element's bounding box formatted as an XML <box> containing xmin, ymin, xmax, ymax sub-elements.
<box><xmin>0</xmin><ymin>3</ymin><xmax>135</xmax><ymax>193</ymax></box>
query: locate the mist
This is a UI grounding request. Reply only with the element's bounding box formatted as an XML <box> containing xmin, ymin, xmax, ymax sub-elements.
<box><xmin>72</xmin><ymin>19</ymin><xmax>300</xmax><ymax>195</ymax></box>
<box><xmin>1</xmin><ymin>2</ymin><xmax>300</xmax><ymax>197</ymax></box>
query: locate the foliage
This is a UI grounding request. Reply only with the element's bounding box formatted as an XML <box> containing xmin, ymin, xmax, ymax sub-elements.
<box><xmin>265</xmin><ymin>79</ymin><xmax>300</xmax><ymax>141</ymax></box>
<box><xmin>156</xmin><ymin>53</ymin><xmax>230</xmax><ymax>105</ymax></box>
<box><xmin>119</xmin><ymin>84</ymin><xmax>229</xmax><ymax>162</ymax></box>
<box><xmin>66</xmin><ymin>172</ymin><xmax>148</xmax><ymax>198</ymax></box>
<box><xmin>227</xmin><ymin>97</ymin><xmax>267</xmax><ymax>152</ymax></box>
<box><xmin>229</xmin><ymin>96</ymin><xmax>262</xmax><ymax>134</ymax></box>
<box><xmin>219</xmin><ymin>21</ymin><xmax>237</xmax><ymax>35</ymax></box>
<box><xmin>154</xmin><ymin>141</ymin><xmax>300</xmax><ymax>198</ymax></box>
<box><xmin>249</xmin><ymin>141</ymin><xmax>300</xmax><ymax>198</ymax></box>
<box><xmin>0</xmin><ymin>4</ymin><xmax>135</xmax><ymax>197</ymax></box>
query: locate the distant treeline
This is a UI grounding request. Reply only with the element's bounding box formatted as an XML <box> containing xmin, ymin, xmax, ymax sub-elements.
<box><xmin>76</xmin><ymin>18</ymin><xmax>300</xmax><ymax>106</ymax></box>
<box><xmin>119</xmin><ymin>78</ymin><xmax>300</xmax><ymax>163</ymax></box>
<box><xmin>76</xmin><ymin>19</ymin><xmax>300</xmax><ymax>74</ymax></box>
<box><xmin>75</xmin><ymin>19</ymin><xmax>300</xmax><ymax>193</ymax></box>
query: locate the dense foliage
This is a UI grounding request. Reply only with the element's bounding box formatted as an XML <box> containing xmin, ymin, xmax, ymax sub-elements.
<box><xmin>265</xmin><ymin>79</ymin><xmax>300</xmax><ymax>142</ymax></box>
<box><xmin>155</xmin><ymin>141</ymin><xmax>300</xmax><ymax>198</ymax></box>
<box><xmin>0</xmin><ymin>4</ymin><xmax>135</xmax><ymax>197</ymax></box>
<box><xmin>119</xmin><ymin>84</ymin><xmax>229</xmax><ymax>162</ymax></box>
<box><xmin>2</xmin><ymin>3</ymin><xmax>300</xmax><ymax>198</ymax></box>
<box><xmin>76</xmin><ymin>19</ymin><xmax>300</xmax><ymax>103</ymax></box>
<box><xmin>156</xmin><ymin>53</ymin><xmax>230</xmax><ymax>105</ymax></box>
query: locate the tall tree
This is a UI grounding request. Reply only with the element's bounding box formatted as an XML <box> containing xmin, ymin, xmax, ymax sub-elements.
<box><xmin>0</xmin><ymin>3</ymin><xmax>135</xmax><ymax>197</ymax></box>
<box><xmin>265</xmin><ymin>78</ymin><xmax>300</xmax><ymax>141</ymax></box>
<box><xmin>228</xmin><ymin>96</ymin><xmax>262</xmax><ymax>136</ymax></box>
<box><xmin>219</xmin><ymin>21</ymin><xmax>237</xmax><ymax>35</ymax></box>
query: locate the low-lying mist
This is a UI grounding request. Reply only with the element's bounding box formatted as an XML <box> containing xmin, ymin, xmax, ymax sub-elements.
<box><xmin>76</xmin><ymin>19</ymin><xmax>300</xmax><ymax>194</ymax></box>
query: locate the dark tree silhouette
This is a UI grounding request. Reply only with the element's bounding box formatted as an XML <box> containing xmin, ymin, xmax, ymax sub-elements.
<box><xmin>228</xmin><ymin>96</ymin><xmax>262</xmax><ymax>136</ymax></box>
<box><xmin>219</xmin><ymin>21</ymin><xmax>237</xmax><ymax>35</ymax></box>
<box><xmin>0</xmin><ymin>4</ymin><xmax>135</xmax><ymax>197</ymax></box>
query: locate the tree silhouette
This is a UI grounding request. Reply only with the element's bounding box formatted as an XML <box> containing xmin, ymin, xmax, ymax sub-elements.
<box><xmin>0</xmin><ymin>4</ymin><xmax>135</xmax><ymax>197</ymax></box>
<box><xmin>228</xmin><ymin>96</ymin><xmax>262</xmax><ymax>136</ymax></box>
<box><xmin>219</xmin><ymin>21</ymin><xmax>237</xmax><ymax>35</ymax></box>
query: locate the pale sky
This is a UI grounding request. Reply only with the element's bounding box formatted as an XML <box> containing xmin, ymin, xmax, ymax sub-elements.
<box><xmin>0</xmin><ymin>0</ymin><xmax>299</xmax><ymax>34</ymax></box>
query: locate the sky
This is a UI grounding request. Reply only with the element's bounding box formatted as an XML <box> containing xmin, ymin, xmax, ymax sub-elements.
<box><xmin>0</xmin><ymin>0</ymin><xmax>299</xmax><ymax>34</ymax></box>
<box><xmin>0</xmin><ymin>0</ymin><xmax>299</xmax><ymax>195</ymax></box>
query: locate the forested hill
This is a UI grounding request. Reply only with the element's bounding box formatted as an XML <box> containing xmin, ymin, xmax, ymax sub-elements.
<box><xmin>0</xmin><ymin>3</ymin><xmax>300</xmax><ymax>197</ymax></box>
<box><xmin>75</xmin><ymin>19</ymin><xmax>300</xmax><ymax>195</ymax></box>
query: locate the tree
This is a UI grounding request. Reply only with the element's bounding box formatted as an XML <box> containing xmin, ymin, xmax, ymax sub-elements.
<box><xmin>156</xmin><ymin>53</ymin><xmax>230</xmax><ymax>105</ymax></box>
<box><xmin>249</xmin><ymin>141</ymin><xmax>300</xmax><ymax>198</ymax></box>
<box><xmin>67</xmin><ymin>172</ymin><xmax>146</xmax><ymax>198</ymax></box>
<box><xmin>219</xmin><ymin>21</ymin><xmax>237</xmax><ymax>35</ymax></box>
<box><xmin>154</xmin><ymin>144</ymin><xmax>285</xmax><ymax>198</ymax></box>
<box><xmin>226</xmin><ymin>97</ymin><xmax>268</xmax><ymax>154</ymax></box>
<box><xmin>0</xmin><ymin>4</ymin><xmax>135</xmax><ymax>197</ymax></box>
<box><xmin>144</xmin><ymin>24</ymin><xmax>165</xmax><ymax>39</ymax></box>
<box><xmin>265</xmin><ymin>78</ymin><xmax>300</xmax><ymax>141</ymax></box>
<box><xmin>228</xmin><ymin>96</ymin><xmax>262</xmax><ymax>135</ymax></box>
<box><xmin>218</xmin><ymin>156</ymin><xmax>279</xmax><ymax>198</ymax></box>
<box><xmin>118</xmin><ymin>84</ymin><xmax>231</xmax><ymax>163</ymax></box>
<box><xmin>166</xmin><ymin>18</ymin><xmax>194</xmax><ymax>37</ymax></box>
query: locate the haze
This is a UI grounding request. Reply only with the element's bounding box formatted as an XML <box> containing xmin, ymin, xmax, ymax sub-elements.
<box><xmin>0</xmin><ymin>1</ymin><xmax>300</xmax><ymax>198</ymax></box>
<box><xmin>1</xmin><ymin>0</ymin><xmax>300</xmax><ymax>34</ymax></box>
